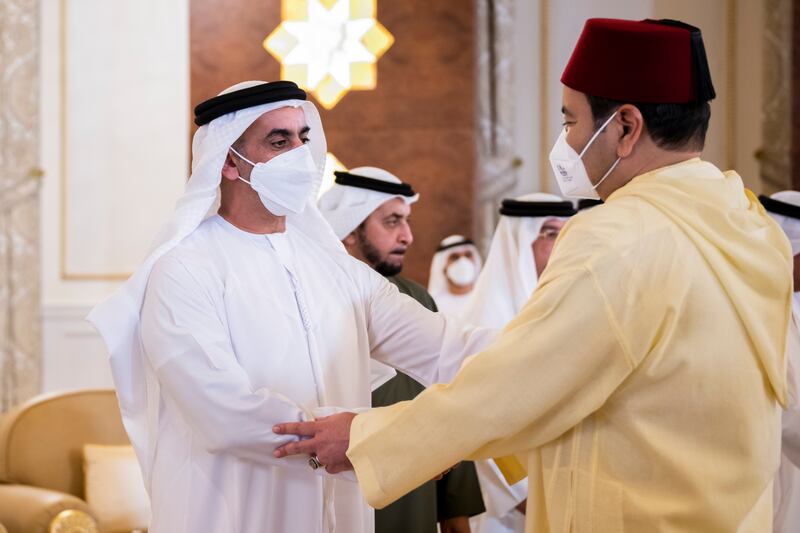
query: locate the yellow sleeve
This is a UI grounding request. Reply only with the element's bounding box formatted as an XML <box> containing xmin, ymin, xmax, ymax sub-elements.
<box><xmin>347</xmin><ymin>266</ymin><xmax>636</xmax><ymax>509</ymax></box>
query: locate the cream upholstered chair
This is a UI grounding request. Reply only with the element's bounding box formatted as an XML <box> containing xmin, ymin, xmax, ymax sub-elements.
<box><xmin>0</xmin><ymin>389</ymin><xmax>132</xmax><ymax>533</ymax></box>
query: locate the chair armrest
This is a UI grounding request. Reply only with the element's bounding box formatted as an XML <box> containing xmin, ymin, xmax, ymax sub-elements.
<box><xmin>0</xmin><ymin>484</ymin><xmax>100</xmax><ymax>533</ymax></box>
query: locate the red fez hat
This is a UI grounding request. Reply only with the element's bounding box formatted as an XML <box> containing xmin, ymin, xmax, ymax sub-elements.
<box><xmin>561</xmin><ymin>18</ymin><xmax>716</xmax><ymax>104</ymax></box>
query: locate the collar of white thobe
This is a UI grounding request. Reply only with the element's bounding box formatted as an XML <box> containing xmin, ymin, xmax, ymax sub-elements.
<box><xmin>213</xmin><ymin>214</ymin><xmax>298</xmax><ymax>267</ymax></box>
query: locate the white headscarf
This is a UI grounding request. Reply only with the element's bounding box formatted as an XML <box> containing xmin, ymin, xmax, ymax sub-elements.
<box><xmin>427</xmin><ymin>235</ymin><xmax>482</xmax><ymax>300</ymax></box>
<box><xmin>317</xmin><ymin>167</ymin><xmax>419</xmax><ymax>239</ymax></box>
<box><xmin>86</xmin><ymin>81</ymin><xmax>340</xmax><ymax>477</ymax></box>
<box><xmin>768</xmin><ymin>191</ymin><xmax>800</xmax><ymax>256</ymax></box>
<box><xmin>460</xmin><ymin>192</ymin><xmax>571</xmax><ymax>329</ymax></box>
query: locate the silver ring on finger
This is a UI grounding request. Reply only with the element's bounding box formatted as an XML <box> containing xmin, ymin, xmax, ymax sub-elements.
<box><xmin>308</xmin><ymin>455</ymin><xmax>324</xmax><ymax>470</ymax></box>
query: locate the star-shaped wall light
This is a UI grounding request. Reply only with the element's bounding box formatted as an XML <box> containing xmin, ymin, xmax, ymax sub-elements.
<box><xmin>264</xmin><ymin>0</ymin><xmax>394</xmax><ymax>109</ymax></box>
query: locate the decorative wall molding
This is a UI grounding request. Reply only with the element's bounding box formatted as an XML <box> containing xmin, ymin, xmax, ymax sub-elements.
<box><xmin>474</xmin><ymin>0</ymin><xmax>520</xmax><ymax>254</ymax></box>
<box><xmin>57</xmin><ymin>0</ymin><xmax>189</xmax><ymax>281</ymax></box>
<box><xmin>725</xmin><ymin>0</ymin><xmax>738</xmax><ymax>170</ymax></box>
<box><xmin>41</xmin><ymin>305</ymin><xmax>113</xmax><ymax>393</ymax></box>
<box><xmin>761</xmin><ymin>0</ymin><xmax>792</xmax><ymax>193</ymax></box>
<box><xmin>0</xmin><ymin>0</ymin><xmax>42</xmax><ymax>411</ymax></box>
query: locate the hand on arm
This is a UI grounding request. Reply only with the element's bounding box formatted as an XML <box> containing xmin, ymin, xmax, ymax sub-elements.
<box><xmin>273</xmin><ymin>413</ymin><xmax>461</xmax><ymax>478</ymax></box>
<box><xmin>273</xmin><ymin>412</ymin><xmax>357</xmax><ymax>473</ymax></box>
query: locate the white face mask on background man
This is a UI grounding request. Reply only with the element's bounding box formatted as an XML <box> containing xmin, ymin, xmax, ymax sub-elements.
<box><xmin>230</xmin><ymin>144</ymin><xmax>318</xmax><ymax>216</ymax></box>
<box><xmin>446</xmin><ymin>256</ymin><xmax>478</xmax><ymax>286</ymax></box>
<box><xmin>548</xmin><ymin>111</ymin><xmax>620</xmax><ymax>200</ymax></box>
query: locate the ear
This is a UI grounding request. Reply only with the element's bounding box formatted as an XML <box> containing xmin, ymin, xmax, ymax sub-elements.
<box><xmin>342</xmin><ymin>232</ymin><xmax>358</xmax><ymax>250</ymax></box>
<box><xmin>615</xmin><ymin>104</ymin><xmax>643</xmax><ymax>158</ymax></box>
<box><xmin>221</xmin><ymin>150</ymin><xmax>242</xmax><ymax>182</ymax></box>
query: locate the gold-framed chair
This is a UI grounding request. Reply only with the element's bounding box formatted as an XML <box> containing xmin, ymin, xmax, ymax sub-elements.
<box><xmin>0</xmin><ymin>389</ymin><xmax>132</xmax><ymax>533</ymax></box>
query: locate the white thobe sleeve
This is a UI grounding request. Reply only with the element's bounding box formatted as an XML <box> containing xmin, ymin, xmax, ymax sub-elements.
<box><xmin>783</xmin><ymin>320</ymin><xmax>800</xmax><ymax>467</ymax></box>
<box><xmin>782</xmin><ymin>410</ymin><xmax>800</xmax><ymax>467</ymax></box>
<box><xmin>140</xmin><ymin>256</ymin><xmax>311</xmax><ymax>471</ymax></box>
<box><xmin>475</xmin><ymin>459</ymin><xmax>527</xmax><ymax>519</ymax></box>
<box><xmin>363</xmin><ymin>271</ymin><xmax>496</xmax><ymax>386</ymax></box>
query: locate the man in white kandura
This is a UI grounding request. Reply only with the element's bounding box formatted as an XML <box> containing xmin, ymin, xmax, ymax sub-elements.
<box><xmin>462</xmin><ymin>193</ymin><xmax>575</xmax><ymax>533</ymax></box>
<box><xmin>86</xmin><ymin>81</ymin><xmax>493</xmax><ymax>533</ymax></box>
<box><xmin>461</xmin><ymin>193</ymin><xmax>575</xmax><ymax>329</ymax></box>
<box><xmin>761</xmin><ymin>191</ymin><xmax>800</xmax><ymax>533</ymax></box>
<box><xmin>428</xmin><ymin>235</ymin><xmax>483</xmax><ymax>315</ymax></box>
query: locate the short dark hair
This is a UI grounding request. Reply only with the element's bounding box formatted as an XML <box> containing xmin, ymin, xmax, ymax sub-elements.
<box><xmin>586</xmin><ymin>94</ymin><xmax>711</xmax><ymax>151</ymax></box>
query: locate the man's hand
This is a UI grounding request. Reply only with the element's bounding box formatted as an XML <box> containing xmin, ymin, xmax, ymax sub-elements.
<box><xmin>273</xmin><ymin>412</ymin><xmax>357</xmax><ymax>474</ymax></box>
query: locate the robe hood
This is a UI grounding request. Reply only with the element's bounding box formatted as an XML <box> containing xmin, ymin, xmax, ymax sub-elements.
<box><xmin>609</xmin><ymin>158</ymin><xmax>793</xmax><ymax>406</ymax></box>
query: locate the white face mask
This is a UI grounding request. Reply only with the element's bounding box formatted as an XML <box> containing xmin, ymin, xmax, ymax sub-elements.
<box><xmin>230</xmin><ymin>144</ymin><xmax>318</xmax><ymax>216</ymax></box>
<box><xmin>446</xmin><ymin>256</ymin><xmax>477</xmax><ymax>287</ymax></box>
<box><xmin>548</xmin><ymin>112</ymin><xmax>621</xmax><ymax>200</ymax></box>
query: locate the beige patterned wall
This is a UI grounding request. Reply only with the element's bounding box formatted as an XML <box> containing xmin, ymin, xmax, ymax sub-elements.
<box><xmin>0</xmin><ymin>0</ymin><xmax>42</xmax><ymax>410</ymax></box>
<box><xmin>761</xmin><ymin>0</ymin><xmax>792</xmax><ymax>193</ymax></box>
<box><xmin>475</xmin><ymin>0</ymin><xmax>520</xmax><ymax>253</ymax></box>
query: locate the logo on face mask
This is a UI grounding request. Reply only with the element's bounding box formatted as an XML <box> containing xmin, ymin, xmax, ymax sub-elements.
<box><xmin>230</xmin><ymin>144</ymin><xmax>319</xmax><ymax>217</ymax></box>
<box><xmin>548</xmin><ymin>112</ymin><xmax>620</xmax><ymax>200</ymax></box>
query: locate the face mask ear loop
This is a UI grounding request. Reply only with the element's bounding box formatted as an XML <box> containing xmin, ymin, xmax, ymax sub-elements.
<box><xmin>593</xmin><ymin>156</ymin><xmax>621</xmax><ymax>190</ymax></box>
<box><xmin>229</xmin><ymin>147</ymin><xmax>256</xmax><ymax>185</ymax></box>
<box><xmin>229</xmin><ymin>146</ymin><xmax>256</xmax><ymax>167</ymax></box>
<box><xmin>578</xmin><ymin>111</ymin><xmax>618</xmax><ymax>158</ymax></box>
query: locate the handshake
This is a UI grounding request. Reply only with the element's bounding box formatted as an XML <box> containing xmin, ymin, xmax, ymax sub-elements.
<box><xmin>273</xmin><ymin>412</ymin><xmax>457</xmax><ymax>480</ymax></box>
<box><xmin>272</xmin><ymin>412</ymin><xmax>357</xmax><ymax>474</ymax></box>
